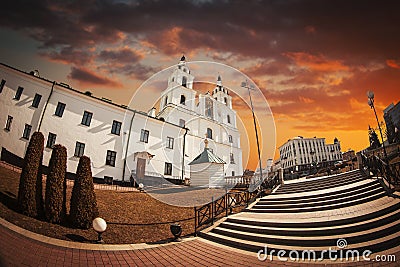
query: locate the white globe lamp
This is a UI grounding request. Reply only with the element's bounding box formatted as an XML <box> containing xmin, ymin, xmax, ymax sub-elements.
<box><xmin>92</xmin><ymin>217</ymin><xmax>107</xmax><ymax>243</ymax></box>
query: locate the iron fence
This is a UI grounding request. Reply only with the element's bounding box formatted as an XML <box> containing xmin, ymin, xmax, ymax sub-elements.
<box><xmin>194</xmin><ymin>173</ymin><xmax>280</xmax><ymax>234</ymax></box>
<box><xmin>360</xmin><ymin>152</ymin><xmax>400</xmax><ymax>187</ymax></box>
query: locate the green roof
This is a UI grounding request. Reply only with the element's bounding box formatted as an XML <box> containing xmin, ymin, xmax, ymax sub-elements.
<box><xmin>189</xmin><ymin>148</ymin><xmax>226</xmax><ymax>165</ymax></box>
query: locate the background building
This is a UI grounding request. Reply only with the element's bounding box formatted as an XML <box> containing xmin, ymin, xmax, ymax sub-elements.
<box><xmin>278</xmin><ymin>136</ymin><xmax>342</xmax><ymax>174</ymax></box>
<box><xmin>0</xmin><ymin>57</ymin><xmax>243</xmax><ymax>184</ymax></box>
<box><xmin>384</xmin><ymin>101</ymin><xmax>400</xmax><ymax>144</ymax></box>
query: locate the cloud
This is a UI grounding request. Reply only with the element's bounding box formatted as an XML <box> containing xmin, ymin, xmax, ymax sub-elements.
<box><xmin>284</xmin><ymin>52</ymin><xmax>349</xmax><ymax>72</ymax></box>
<box><xmin>39</xmin><ymin>46</ymin><xmax>93</xmax><ymax>65</ymax></box>
<box><xmin>98</xmin><ymin>47</ymin><xmax>144</xmax><ymax>63</ymax></box>
<box><xmin>68</xmin><ymin>66</ymin><xmax>122</xmax><ymax>88</ymax></box>
<box><xmin>386</xmin><ymin>59</ymin><xmax>400</xmax><ymax>69</ymax></box>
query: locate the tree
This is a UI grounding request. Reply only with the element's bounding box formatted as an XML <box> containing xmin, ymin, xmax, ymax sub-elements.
<box><xmin>368</xmin><ymin>125</ymin><xmax>381</xmax><ymax>149</ymax></box>
<box><xmin>17</xmin><ymin>132</ymin><xmax>45</xmax><ymax>218</ymax></box>
<box><xmin>69</xmin><ymin>156</ymin><xmax>99</xmax><ymax>229</ymax></box>
<box><xmin>45</xmin><ymin>145</ymin><xmax>67</xmax><ymax>223</ymax></box>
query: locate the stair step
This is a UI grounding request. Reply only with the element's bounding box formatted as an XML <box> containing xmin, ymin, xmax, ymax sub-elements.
<box><xmin>254</xmin><ymin>186</ymin><xmax>384</xmax><ymax>209</ymax></box>
<box><xmin>276</xmin><ymin>175</ymin><xmax>365</xmax><ymax>194</ymax></box>
<box><xmin>278</xmin><ymin>170</ymin><xmax>363</xmax><ymax>189</ymax></box>
<box><xmin>258</xmin><ymin>180</ymin><xmax>380</xmax><ymax>204</ymax></box>
<box><xmin>211</xmin><ymin>220</ymin><xmax>400</xmax><ymax>247</ymax></box>
<box><xmin>230</xmin><ymin>202</ymin><xmax>400</xmax><ymax>228</ymax></box>
<box><xmin>200</xmin><ymin>231</ymin><xmax>400</xmax><ymax>258</ymax></box>
<box><xmin>218</xmin><ymin>209</ymin><xmax>400</xmax><ymax>237</ymax></box>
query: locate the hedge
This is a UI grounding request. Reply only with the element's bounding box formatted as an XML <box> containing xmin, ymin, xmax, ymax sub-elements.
<box><xmin>45</xmin><ymin>144</ymin><xmax>67</xmax><ymax>223</ymax></box>
<box><xmin>69</xmin><ymin>156</ymin><xmax>99</xmax><ymax>229</ymax></box>
<box><xmin>17</xmin><ymin>131</ymin><xmax>44</xmax><ymax>218</ymax></box>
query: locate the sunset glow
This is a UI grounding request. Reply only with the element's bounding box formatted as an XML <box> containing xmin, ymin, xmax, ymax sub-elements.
<box><xmin>1</xmin><ymin>0</ymin><xmax>399</xmax><ymax>170</ymax></box>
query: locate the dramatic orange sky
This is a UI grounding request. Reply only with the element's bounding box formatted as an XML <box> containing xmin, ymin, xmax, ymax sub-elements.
<box><xmin>1</xmin><ymin>0</ymin><xmax>399</xmax><ymax>170</ymax></box>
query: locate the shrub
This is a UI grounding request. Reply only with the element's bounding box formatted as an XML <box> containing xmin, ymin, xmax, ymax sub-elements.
<box><xmin>69</xmin><ymin>156</ymin><xmax>99</xmax><ymax>229</ymax></box>
<box><xmin>17</xmin><ymin>131</ymin><xmax>45</xmax><ymax>218</ymax></box>
<box><xmin>45</xmin><ymin>144</ymin><xmax>67</xmax><ymax>223</ymax></box>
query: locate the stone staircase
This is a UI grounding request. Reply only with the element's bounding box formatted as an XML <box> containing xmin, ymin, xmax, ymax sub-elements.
<box><xmin>200</xmin><ymin>169</ymin><xmax>400</xmax><ymax>260</ymax></box>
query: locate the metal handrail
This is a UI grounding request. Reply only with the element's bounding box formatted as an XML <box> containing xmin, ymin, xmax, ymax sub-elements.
<box><xmin>360</xmin><ymin>152</ymin><xmax>399</xmax><ymax>188</ymax></box>
<box><xmin>194</xmin><ymin>174</ymin><xmax>280</xmax><ymax>234</ymax></box>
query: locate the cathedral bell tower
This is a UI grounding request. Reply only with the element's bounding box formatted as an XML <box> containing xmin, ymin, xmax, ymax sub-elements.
<box><xmin>158</xmin><ymin>55</ymin><xmax>197</xmax><ymax>121</ymax></box>
<box><xmin>212</xmin><ymin>75</ymin><xmax>232</xmax><ymax>109</ymax></box>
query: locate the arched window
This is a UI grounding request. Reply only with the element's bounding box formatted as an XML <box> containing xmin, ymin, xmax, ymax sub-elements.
<box><xmin>228</xmin><ymin>135</ymin><xmax>233</xmax><ymax>143</ymax></box>
<box><xmin>164</xmin><ymin>96</ymin><xmax>168</xmax><ymax>106</ymax></box>
<box><xmin>227</xmin><ymin>115</ymin><xmax>231</xmax><ymax>124</ymax></box>
<box><xmin>180</xmin><ymin>95</ymin><xmax>186</xmax><ymax>105</ymax></box>
<box><xmin>182</xmin><ymin>76</ymin><xmax>187</xmax><ymax>87</ymax></box>
<box><xmin>224</xmin><ymin>97</ymin><xmax>228</xmax><ymax>105</ymax></box>
<box><xmin>207</xmin><ymin>128</ymin><xmax>213</xmax><ymax>139</ymax></box>
<box><xmin>172</xmin><ymin>77</ymin><xmax>175</xmax><ymax>82</ymax></box>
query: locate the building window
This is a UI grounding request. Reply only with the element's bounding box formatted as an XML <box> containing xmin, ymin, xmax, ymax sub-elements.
<box><xmin>164</xmin><ymin>96</ymin><xmax>168</xmax><ymax>106</ymax></box>
<box><xmin>224</xmin><ymin>97</ymin><xmax>228</xmax><ymax>105</ymax></box>
<box><xmin>232</xmin><ymin>171</ymin><xmax>235</xmax><ymax>176</ymax></box>
<box><xmin>182</xmin><ymin>76</ymin><xmax>187</xmax><ymax>87</ymax></box>
<box><xmin>111</xmin><ymin>120</ymin><xmax>122</xmax><ymax>135</ymax></box>
<box><xmin>14</xmin><ymin>86</ymin><xmax>24</xmax><ymax>100</ymax></box>
<box><xmin>207</xmin><ymin>128</ymin><xmax>213</xmax><ymax>139</ymax></box>
<box><xmin>164</xmin><ymin>162</ymin><xmax>172</xmax><ymax>175</ymax></box>
<box><xmin>32</xmin><ymin>93</ymin><xmax>42</xmax><ymax>108</ymax></box>
<box><xmin>106</xmin><ymin>150</ymin><xmax>117</xmax><ymax>167</ymax></box>
<box><xmin>140</xmin><ymin>129</ymin><xmax>149</xmax><ymax>143</ymax></box>
<box><xmin>167</xmin><ymin>137</ymin><xmax>174</xmax><ymax>149</ymax></box>
<box><xmin>230</xmin><ymin>153</ymin><xmax>235</xmax><ymax>164</ymax></box>
<box><xmin>81</xmin><ymin>111</ymin><xmax>93</xmax><ymax>126</ymax></box>
<box><xmin>227</xmin><ymin>115</ymin><xmax>231</xmax><ymax>124</ymax></box>
<box><xmin>5</xmin><ymin>115</ymin><xmax>13</xmax><ymax>131</ymax></box>
<box><xmin>46</xmin><ymin>132</ymin><xmax>57</xmax><ymax>148</ymax></box>
<box><xmin>74</xmin><ymin>142</ymin><xmax>85</xmax><ymax>157</ymax></box>
<box><xmin>228</xmin><ymin>135</ymin><xmax>233</xmax><ymax>143</ymax></box>
<box><xmin>0</xmin><ymin>79</ymin><xmax>5</xmax><ymax>93</ymax></box>
<box><xmin>205</xmin><ymin>98</ymin><xmax>213</xmax><ymax>119</ymax></box>
<box><xmin>55</xmin><ymin>102</ymin><xmax>66</xmax><ymax>117</ymax></box>
<box><xmin>180</xmin><ymin>95</ymin><xmax>186</xmax><ymax>105</ymax></box>
<box><xmin>179</xmin><ymin>119</ymin><xmax>185</xmax><ymax>127</ymax></box>
<box><xmin>22</xmin><ymin>124</ymin><xmax>32</xmax><ymax>140</ymax></box>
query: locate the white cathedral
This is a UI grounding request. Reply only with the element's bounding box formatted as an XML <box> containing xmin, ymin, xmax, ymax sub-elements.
<box><xmin>0</xmin><ymin>56</ymin><xmax>243</xmax><ymax>184</ymax></box>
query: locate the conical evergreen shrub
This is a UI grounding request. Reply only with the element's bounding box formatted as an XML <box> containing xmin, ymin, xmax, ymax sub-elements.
<box><xmin>69</xmin><ymin>156</ymin><xmax>99</xmax><ymax>229</ymax></box>
<box><xmin>17</xmin><ymin>131</ymin><xmax>45</xmax><ymax>218</ymax></box>
<box><xmin>45</xmin><ymin>144</ymin><xmax>67</xmax><ymax>223</ymax></box>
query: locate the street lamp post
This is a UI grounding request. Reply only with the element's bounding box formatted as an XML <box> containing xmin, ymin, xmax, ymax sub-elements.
<box><xmin>367</xmin><ymin>91</ymin><xmax>388</xmax><ymax>162</ymax></box>
<box><xmin>241</xmin><ymin>80</ymin><xmax>263</xmax><ymax>188</ymax></box>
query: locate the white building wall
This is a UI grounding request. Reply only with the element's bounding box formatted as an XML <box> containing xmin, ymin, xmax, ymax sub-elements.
<box><xmin>0</xmin><ymin>65</ymin><xmax>52</xmax><ymax>158</ymax></box>
<box><xmin>39</xmin><ymin>86</ymin><xmax>127</xmax><ymax>180</ymax></box>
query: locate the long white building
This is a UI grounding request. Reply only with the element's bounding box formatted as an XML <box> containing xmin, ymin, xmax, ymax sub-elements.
<box><xmin>0</xmin><ymin>56</ymin><xmax>243</xmax><ymax>184</ymax></box>
<box><xmin>278</xmin><ymin>136</ymin><xmax>342</xmax><ymax>173</ymax></box>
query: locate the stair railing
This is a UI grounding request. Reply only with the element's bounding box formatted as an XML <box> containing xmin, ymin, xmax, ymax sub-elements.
<box><xmin>194</xmin><ymin>174</ymin><xmax>280</xmax><ymax>235</ymax></box>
